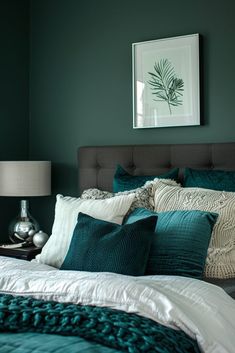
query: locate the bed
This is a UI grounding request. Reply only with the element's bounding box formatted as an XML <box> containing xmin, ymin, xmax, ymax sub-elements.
<box><xmin>0</xmin><ymin>142</ymin><xmax>235</xmax><ymax>353</ymax></box>
<box><xmin>78</xmin><ymin>143</ymin><xmax>235</xmax><ymax>299</ymax></box>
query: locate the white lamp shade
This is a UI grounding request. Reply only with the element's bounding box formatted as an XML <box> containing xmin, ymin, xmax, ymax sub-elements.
<box><xmin>0</xmin><ymin>161</ymin><xmax>51</xmax><ymax>197</ymax></box>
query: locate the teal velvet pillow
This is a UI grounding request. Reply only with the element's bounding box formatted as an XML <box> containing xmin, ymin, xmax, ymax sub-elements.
<box><xmin>124</xmin><ymin>208</ymin><xmax>218</xmax><ymax>279</ymax></box>
<box><xmin>113</xmin><ymin>165</ymin><xmax>179</xmax><ymax>192</ymax></box>
<box><xmin>183</xmin><ymin>168</ymin><xmax>235</xmax><ymax>191</ymax></box>
<box><xmin>61</xmin><ymin>212</ymin><xmax>157</xmax><ymax>276</ymax></box>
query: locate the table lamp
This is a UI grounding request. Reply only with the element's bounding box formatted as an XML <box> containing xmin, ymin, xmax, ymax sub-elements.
<box><xmin>0</xmin><ymin>161</ymin><xmax>51</xmax><ymax>243</ymax></box>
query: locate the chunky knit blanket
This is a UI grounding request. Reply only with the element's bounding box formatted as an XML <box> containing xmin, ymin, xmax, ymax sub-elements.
<box><xmin>0</xmin><ymin>294</ymin><xmax>200</xmax><ymax>353</ymax></box>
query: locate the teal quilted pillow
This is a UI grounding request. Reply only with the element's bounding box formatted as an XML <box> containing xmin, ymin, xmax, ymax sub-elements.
<box><xmin>113</xmin><ymin>165</ymin><xmax>179</xmax><ymax>192</ymax></box>
<box><xmin>61</xmin><ymin>212</ymin><xmax>157</xmax><ymax>276</ymax></box>
<box><xmin>183</xmin><ymin>168</ymin><xmax>235</xmax><ymax>191</ymax></box>
<box><xmin>125</xmin><ymin>208</ymin><xmax>218</xmax><ymax>279</ymax></box>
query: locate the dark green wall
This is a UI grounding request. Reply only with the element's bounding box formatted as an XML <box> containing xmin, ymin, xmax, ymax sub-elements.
<box><xmin>29</xmin><ymin>0</ymin><xmax>234</xmax><ymax>233</ymax></box>
<box><xmin>0</xmin><ymin>0</ymin><xmax>234</xmax><ymax>238</ymax></box>
<box><xmin>0</xmin><ymin>0</ymin><xmax>29</xmax><ymax>240</ymax></box>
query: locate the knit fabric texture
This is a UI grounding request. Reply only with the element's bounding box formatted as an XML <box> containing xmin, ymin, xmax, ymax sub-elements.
<box><xmin>0</xmin><ymin>294</ymin><xmax>200</xmax><ymax>353</ymax></box>
<box><xmin>61</xmin><ymin>212</ymin><xmax>157</xmax><ymax>276</ymax></box>
<box><xmin>81</xmin><ymin>180</ymin><xmax>157</xmax><ymax>213</ymax></box>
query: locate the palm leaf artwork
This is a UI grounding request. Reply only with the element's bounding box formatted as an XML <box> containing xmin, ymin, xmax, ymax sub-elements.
<box><xmin>148</xmin><ymin>59</ymin><xmax>184</xmax><ymax>114</ymax></box>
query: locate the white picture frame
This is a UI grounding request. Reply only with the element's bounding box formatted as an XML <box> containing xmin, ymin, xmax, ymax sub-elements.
<box><xmin>132</xmin><ymin>34</ymin><xmax>200</xmax><ymax>129</ymax></box>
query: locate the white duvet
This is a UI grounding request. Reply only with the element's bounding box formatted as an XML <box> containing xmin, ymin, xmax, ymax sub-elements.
<box><xmin>0</xmin><ymin>256</ymin><xmax>234</xmax><ymax>353</ymax></box>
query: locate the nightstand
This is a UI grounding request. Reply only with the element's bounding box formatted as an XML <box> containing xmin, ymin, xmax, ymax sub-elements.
<box><xmin>0</xmin><ymin>246</ymin><xmax>41</xmax><ymax>261</ymax></box>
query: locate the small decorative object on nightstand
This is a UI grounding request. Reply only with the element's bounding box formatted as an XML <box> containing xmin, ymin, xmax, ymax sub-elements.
<box><xmin>33</xmin><ymin>231</ymin><xmax>49</xmax><ymax>248</ymax></box>
<box><xmin>0</xmin><ymin>245</ymin><xmax>41</xmax><ymax>261</ymax></box>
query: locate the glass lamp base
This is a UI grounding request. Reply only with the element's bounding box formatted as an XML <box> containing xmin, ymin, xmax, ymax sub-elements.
<box><xmin>9</xmin><ymin>200</ymin><xmax>40</xmax><ymax>244</ymax></box>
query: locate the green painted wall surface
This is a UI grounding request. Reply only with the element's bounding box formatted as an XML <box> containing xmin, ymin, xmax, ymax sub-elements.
<box><xmin>29</xmin><ymin>0</ymin><xmax>235</xmax><ymax>233</ymax></box>
<box><xmin>0</xmin><ymin>0</ymin><xmax>29</xmax><ymax>240</ymax></box>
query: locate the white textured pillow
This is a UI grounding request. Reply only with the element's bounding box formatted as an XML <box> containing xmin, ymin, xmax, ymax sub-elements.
<box><xmin>153</xmin><ymin>179</ymin><xmax>235</xmax><ymax>279</ymax></box>
<box><xmin>35</xmin><ymin>193</ymin><xmax>135</xmax><ymax>268</ymax></box>
<box><xmin>81</xmin><ymin>180</ymin><xmax>156</xmax><ymax>212</ymax></box>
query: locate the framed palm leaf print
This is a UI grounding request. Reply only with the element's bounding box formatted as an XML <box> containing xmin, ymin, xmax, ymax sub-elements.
<box><xmin>132</xmin><ymin>34</ymin><xmax>200</xmax><ymax>128</ymax></box>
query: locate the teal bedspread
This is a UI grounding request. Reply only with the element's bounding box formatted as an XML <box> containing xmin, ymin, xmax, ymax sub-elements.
<box><xmin>0</xmin><ymin>332</ymin><xmax>120</xmax><ymax>353</ymax></box>
<box><xmin>0</xmin><ymin>293</ymin><xmax>200</xmax><ymax>353</ymax></box>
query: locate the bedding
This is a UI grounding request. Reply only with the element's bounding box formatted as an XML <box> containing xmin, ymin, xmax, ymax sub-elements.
<box><xmin>153</xmin><ymin>179</ymin><xmax>235</xmax><ymax>279</ymax></box>
<box><xmin>0</xmin><ymin>333</ymin><xmax>120</xmax><ymax>353</ymax></box>
<box><xmin>35</xmin><ymin>193</ymin><xmax>135</xmax><ymax>268</ymax></box>
<box><xmin>81</xmin><ymin>186</ymin><xmax>218</xmax><ymax>279</ymax></box>
<box><xmin>113</xmin><ymin>164</ymin><xmax>179</xmax><ymax>192</ymax></box>
<box><xmin>61</xmin><ymin>212</ymin><xmax>157</xmax><ymax>275</ymax></box>
<box><xmin>0</xmin><ymin>293</ymin><xmax>200</xmax><ymax>353</ymax></box>
<box><xmin>0</xmin><ymin>257</ymin><xmax>235</xmax><ymax>353</ymax></box>
<box><xmin>183</xmin><ymin>167</ymin><xmax>235</xmax><ymax>191</ymax></box>
<box><xmin>81</xmin><ymin>179</ymin><xmax>156</xmax><ymax>212</ymax></box>
<box><xmin>204</xmin><ymin>277</ymin><xmax>235</xmax><ymax>299</ymax></box>
<box><xmin>125</xmin><ymin>208</ymin><xmax>218</xmax><ymax>279</ymax></box>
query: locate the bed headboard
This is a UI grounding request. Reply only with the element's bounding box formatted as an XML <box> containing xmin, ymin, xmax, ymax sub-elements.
<box><xmin>78</xmin><ymin>143</ymin><xmax>235</xmax><ymax>193</ymax></box>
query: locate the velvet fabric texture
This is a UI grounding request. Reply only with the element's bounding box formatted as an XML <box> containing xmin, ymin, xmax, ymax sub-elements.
<box><xmin>61</xmin><ymin>212</ymin><xmax>157</xmax><ymax>276</ymax></box>
<box><xmin>183</xmin><ymin>168</ymin><xmax>235</xmax><ymax>191</ymax></box>
<box><xmin>113</xmin><ymin>165</ymin><xmax>179</xmax><ymax>192</ymax></box>
<box><xmin>125</xmin><ymin>208</ymin><xmax>218</xmax><ymax>279</ymax></box>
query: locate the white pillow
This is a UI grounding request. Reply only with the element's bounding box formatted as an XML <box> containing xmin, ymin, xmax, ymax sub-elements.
<box><xmin>81</xmin><ymin>180</ymin><xmax>156</xmax><ymax>212</ymax></box>
<box><xmin>35</xmin><ymin>193</ymin><xmax>135</xmax><ymax>268</ymax></box>
<box><xmin>153</xmin><ymin>179</ymin><xmax>235</xmax><ymax>279</ymax></box>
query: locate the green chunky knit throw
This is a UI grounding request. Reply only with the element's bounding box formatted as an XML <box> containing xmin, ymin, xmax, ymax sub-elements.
<box><xmin>0</xmin><ymin>294</ymin><xmax>200</xmax><ymax>353</ymax></box>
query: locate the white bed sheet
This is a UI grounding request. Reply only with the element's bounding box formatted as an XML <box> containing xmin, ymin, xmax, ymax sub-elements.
<box><xmin>0</xmin><ymin>256</ymin><xmax>234</xmax><ymax>353</ymax></box>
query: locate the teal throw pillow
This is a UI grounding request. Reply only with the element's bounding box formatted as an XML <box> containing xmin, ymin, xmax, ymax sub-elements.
<box><xmin>183</xmin><ymin>168</ymin><xmax>235</xmax><ymax>191</ymax></box>
<box><xmin>124</xmin><ymin>208</ymin><xmax>218</xmax><ymax>279</ymax></box>
<box><xmin>61</xmin><ymin>212</ymin><xmax>157</xmax><ymax>276</ymax></box>
<box><xmin>113</xmin><ymin>165</ymin><xmax>179</xmax><ymax>192</ymax></box>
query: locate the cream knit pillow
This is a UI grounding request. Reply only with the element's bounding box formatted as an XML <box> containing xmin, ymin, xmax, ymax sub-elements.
<box><xmin>35</xmin><ymin>193</ymin><xmax>135</xmax><ymax>268</ymax></box>
<box><xmin>153</xmin><ymin>179</ymin><xmax>235</xmax><ymax>279</ymax></box>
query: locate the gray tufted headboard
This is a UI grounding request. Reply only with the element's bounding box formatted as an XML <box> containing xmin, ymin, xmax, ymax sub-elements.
<box><xmin>78</xmin><ymin>142</ymin><xmax>235</xmax><ymax>194</ymax></box>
